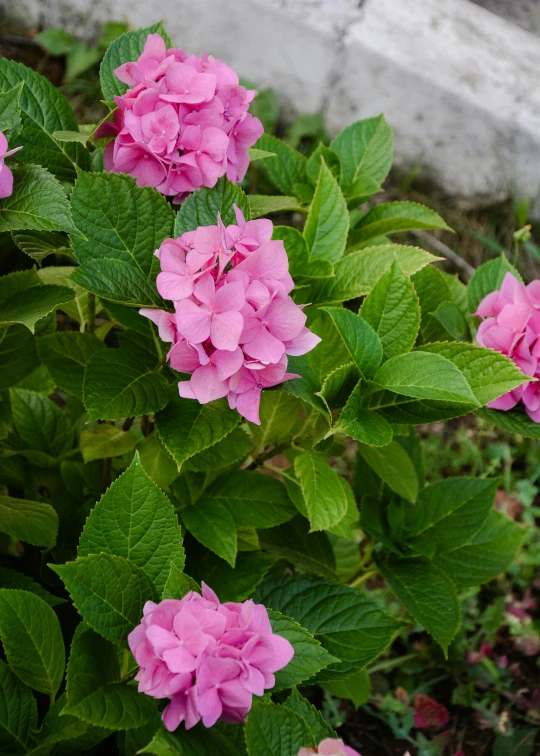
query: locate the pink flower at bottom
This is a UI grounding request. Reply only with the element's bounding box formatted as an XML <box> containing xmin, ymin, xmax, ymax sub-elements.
<box><xmin>298</xmin><ymin>739</ymin><xmax>361</xmax><ymax>756</ymax></box>
<box><xmin>0</xmin><ymin>132</ymin><xmax>23</xmax><ymax>199</ymax></box>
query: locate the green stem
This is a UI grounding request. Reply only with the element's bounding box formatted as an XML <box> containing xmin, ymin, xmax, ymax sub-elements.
<box><xmin>87</xmin><ymin>293</ymin><xmax>96</xmax><ymax>333</ymax></box>
<box><xmin>121</xmin><ymin>649</ymin><xmax>130</xmax><ymax>680</ymax></box>
<box><xmin>49</xmin><ymin>692</ymin><xmax>55</xmax><ymax>709</ymax></box>
<box><xmin>349</xmin><ymin>570</ymin><xmax>377</xmax><ymax>589</ymax></box>
<box><xmin>367</xmin><ymin>652</ymin><xmax>418</xmax><ymax>675</ymax></box>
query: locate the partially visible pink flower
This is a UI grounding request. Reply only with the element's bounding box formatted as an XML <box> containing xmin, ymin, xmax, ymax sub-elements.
<box><xmin>0</xmin><ymin>132</ymin><xmax>23</xmax><ymax>199</ymax></box>
<box><xmin>298</xmin><ymin>739</ymin><xmax>361</xmax><ymax>756</ymax></box>
<box><xmin>467</xmin><ymin>642</ymin><xmax>494</xmax><ymax>666</ymax></box>
<box><xmin>413</xmin><ymin>693</ymin><xmax>450</xmax><ymax>730</ymax></box>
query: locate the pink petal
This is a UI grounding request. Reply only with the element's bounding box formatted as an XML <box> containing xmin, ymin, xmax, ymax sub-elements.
<box><xmin>156</xmin><ymin>271</ymin><xmax>195</xmax><ymax>301</ymax></box>
<box><xmin>235</xmin><ymin>387</ymin><xmax>262</xmax><ymax>424</ymax></box>
<box><xmin>215</xmin><ymin>281</ymin><xmax>246</xmax><ymax>313</ymax></box>
<box><xmin>190</xmin><ymin>364</ymin><xmax>229</xmax><ymax>403</ymax></box>
<box><xmin>284</xmin><ymin>327</ymin><xmax>321</xmax><ymax>356</ymax></box>
<box><xmin>211</xmin><ymin>347</ymin><xmax>244</xmax><ymax>381</ymax></box>
<box><xmin>210</xmin><ymin>311</ymin><xmax>244</xmax><ymax>351</ymax></box>
<box><xmin>193</xmin><ymin>273</ymin><xmax>216</xmax><ymax>309</ymax></box>
<box><xmin>175</xmin><ymin>299</ymin><xmax>212</xmax><ymax>343</ymax></box>
<box><xmin>266</xmin><ymin>297</ymin><xmax>307</xmax><ymax>341</ymax></box>
<box><xmin>243</xmin><ymin>325</ymin><xmax>285</xmax><ymax>363</ymax></box>
<box><xmin>178</xmin><ymin>380</ymin><xmax>196</xmax><ymax>399</ymax></box>
<box><xmin>0</xmin><ymin>163</ymin><xmax>14</xmax><ymax>199</ymax></box>
<box><xmin>236</xmin><ymin>240</ymin><xmax>289</xmax><ymax>281</ymax></box>
<box><xmin>168</xmin><ymin>340</ymin><xmax>201</xmax><ymax>373</ymax></box>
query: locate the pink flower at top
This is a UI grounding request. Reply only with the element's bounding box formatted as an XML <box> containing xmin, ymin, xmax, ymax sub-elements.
<box><xmin>141</xmin><ymin>206</ymin><xmax>320</xmax><ymax>424</ymax></box>
<box><xmin>96</xmin><ymin>33</ymin><xmax>263</xmax><ymax>202</ymax></box>
<box><xmin>0</xmin><ymin>132</ymin><xmax>23</xmax><ymax>199</ymax></box>
<box><xmin>128</xmin><ymin>583</ymin><xmax>294</xmax><ymax>732</ymax></box>
<box><xmin>474</xmin><ymin>272</ymin><xmax>540</xmax><ymax>421</ymax></box>
<box><xmin>298</xmin><ymin>739</ymin><xmax>361</xmax><ymax>756</ymax></box>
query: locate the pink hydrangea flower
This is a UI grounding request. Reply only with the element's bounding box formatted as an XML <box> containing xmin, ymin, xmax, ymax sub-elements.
<box><xmin>0</xmin><ymin>132</ymin><xmax>23</xmax><ymax>199</ymax></box>
<box><xmin>140</xmin><ymin>206</ymin><xmax>320</xmax><ymax>424</ymax></box>
<box><xmin>474</xmin><ymin>272</ymin><xmax>540</xmax><ymax>421</ymax></box>
<box><xmin>96</xmin><ymin>33</ymin><xmax>263</xmax><ymax>202</ymax></box>
<box><xmin>298</xmin><ymin>739</ymin><xmax>361</xmax><ymax>756</ymax></box>
<box><xmin>128</xmin><ymin>582</ymin><xmax>294</xmax><ymax>731</ymax></box>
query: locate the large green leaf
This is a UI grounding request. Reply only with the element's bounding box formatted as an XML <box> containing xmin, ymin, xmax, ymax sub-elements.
<box><xmin>437</xmin><ymin>511</ymin><xmax>525</xmax><ymax>588</ymax></box>
<box><xmin>183</xmin><ymin>427</ymin><xmax>253</xmax><ymax>473</ymax></box>
<box><xmin>181</xmin><ymin>499</ymin><xmax>238</xmax><ymax>568</ymax></box>
<box><xmin>12</xmin><ymin>230</ymin><xmax>72</xmax><ymax>266</ymax></box>
<box><xmin>420</xmin><ymin>342</ymin><xmax>528</xmax><ymax>406</ymax></box>
<box><xmin>0</xmin><ymin>659</ymin><xmax>37</xmax><ymax>755</ymax></box>
<box><xmin>330</xmin><ymin>115</ymin><xmax>393</xmax><ymax>199</ymax></box>
<box><xmin>0</xmin><ymin>284</ymin><xmax>73</xmax><ymax>333</ymax></box>
<box><xmin>373</xmin><ymin>352</ymin><xmax>479</xmax><ymax>405</ymax></box>
<box><xmin>374</xmin><ymin>554</ymin><xmax>460</xmax><ymax>654</ymax></box>
<box><xmin>51</xmin><ymin>554</ymin><xmax>158</xmax><ymax>646</ymax></box>
<box><xmin>155</xmin><ymin>390</ymin><xmax>239</xmax><ymax>468</ymax></box>
<box><xmin>0</xmin><ymin>325</ymin><xmax>39</xmax><ymax>391</ymax></box>
<box><xmin>0</xmin><ymin>566</ymin><xmax>64</xmax><ymax>607</ymax></box>
<box><xmin>273</xmin><ymin>225</ymin><xmax>333</xmax><ymax>280</ymax></box>
<box><xmin>256</xmin><ymin>575</ymin><xmax>400</xmax><ymax>679</ymax></box>
<box><xmin>251</xmin><ymin>391</ymin><xmax>303</xmax><ymax>450</ymax></box>
<box><xmin>195</xmin><ymin>471</ymin><xmax>296</xmax><ymax>529</ymax></box>
<box><xmin>0</xmin><ymin>590</ymin><xmax>65</xmax><ymax>696</ymax></box>
<box><xmin>283</xmin><ymin>689</ymin><xmax>336</xmax><ymax>742</ymax></box>
<box><xmin>336</xmin><ymin>385</ymin><xmax>393</xmax><ymax>447</ymax></box>
<box><xmin>63</xmin><ymin>624</ymin><xmax>156</xmax><ymax>729</ymax></box>
<box><xmin>80</xmin><ymin>426</ymin><xmax>138</xmax><ymax>463</ymax></box>
<box><xmin>476</xmin><ymin>407</ymin><xmax>540</xmax><ymax>439</ymax></box>
<box><xmin>360</xmin><ymin>260</ymin><xmax>420</xmax><ymax>359</ymax></box>
<box><xmin>245</xmin><ymin>701</ymin><xmax>313</xmax><ymax>756</ymax></box>
<box><xmin>411</xmin><ymin>265</ymin><xmax>454</xmax><ymax>343</ymax></box>
<box><xmin>78</xmin><ymin>454</ymin><xmax>184</xmax><ymax>593</ymax></box>
<box><xmin>10</xmin><ymin>388</ymin><xmax>73</xmax><ymax>459</ymax></box>
<box><xmin>255</xmin><ymin>134</ymin><xmax>308</xmax><ymax>195</ymax></box>
<box><xmin>311</xmin><ymin>245</ymin><xmax>439</xmax><ymax>304</ymax></box>
<box><xmin>303</xmin><ymin>160</ymin><xmax>349</xmax><ymax>263</ymax></box>
<box><xmin>175</xmin><ymin>177</ymin><xmax>251</xmax><ymax>235</ymax></box>
<box><xmin>322</xmin><ymin>307</ymin><xmax>382</xmax><ymax>380</ymax></box>
<box><xmin>349</xmin><ymin>201</ymin><xmax>450</xmax><ymax>249</ymax></box>
<box><xmin>83</xmin><ymin>349</ymin><xmax>169</xmax><ymax>421</ymax></box>
<box><xmin>138</xmin><ymin>723</ymin><xmax>242</xmax><ymax>755</ymax></box>
<box><xmin>70</xmin><ymin>171</ymin><xmax>174</xmax><ymax>304</ymax></box>
<box><xmin>259</xmin><ymin>517</ymin><xmax>336</xmax><ymax>578</ymax></box>
<box><xmin>37</xmin><ymin>332</ymin><xmax>105</xmax><ymax>398</ymax></box>
<box><xmin>187</xmin><ymin>551</ymin><xmax>276</xmax><ymax>603</ymax></box>
<box><xmin>294</xmin><ymin>452</ymin><xmax>348</xmax><ymax>531</ymax></box>
<box><xmin>100</xmin><ymin>22</ymin><xmax>172</xmax><ymax>100</ymax></box>
<box><xmin>0</xmin><ymin>495</ymin><xmax>58</xmax><ymax>549</ymax></box>
<box><xmin>404</xmin><ymin>477</ymin><xmax>498</xmax><ymax>557</ymax></box>
<box><xmin>358</xmin><ymin>441</ymin><xmax>419</xmax><ymax>502</ymax></box>
<box><xmin>32</xmin><ymin>693</ymin><xmax>109</xmax><ymax>754</ymax></box>
<box><xmin>249</xmin><ymin>195</ymin><xmax>306</xmax><ymax>218</ymax></box>
<box><xmin>467</xmin><ymin>254</ymin><xmax>521</xmax><ymax>313</ymax></box>
<box><xmin>0</xmin><ymin>82</ymin><xmax>23</xmax><ymax>131</ymax></box>
<box><xmin>0</xmin><ymin>58</ymin><xmax>89</xmax><ymax>181</ymax></box>
<box><xmin>322</xmin><ymin>669</ymin><xmax>371</xmax><ymax>709</ymax></box>
<box><xmin>0</xmin><ymin>164</ymin><xmax>78</xmax><ymax>235</ymax></box>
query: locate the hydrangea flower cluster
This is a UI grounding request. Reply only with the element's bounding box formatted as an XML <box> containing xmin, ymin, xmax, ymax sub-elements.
<box><xmin>474</xmin><ymin>272</ymin><xmax>540</xmax><ymax>421</ymax></box>
<box><xmin>128</xmin><ymin>583</ymin><xmax>294</xmax><ymax>731</ymax></box>
<box><xmin>140</xmin><ymin>206</ymin><xmax>320</xmax><ymax>424</ymax></box>
<box><xmin>0</xmin><ymin>131</ymin><xmax>22</xmax><ymax>199</ymax></box>
<box><xmin>96</xmin><ymin>33</ymin><xmax>263</xmax><ymax>202</ymax></box>
<box><xmin>299</xmin><ymin>739</ymin><xmax>361</xmax><ymax>756</ymax></box>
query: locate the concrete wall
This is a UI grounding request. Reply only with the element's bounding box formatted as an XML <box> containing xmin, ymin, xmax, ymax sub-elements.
<box><xmin>5</xmin><ymin>0</ymin><xmax>540</xmax><ymax>214</ymax></box>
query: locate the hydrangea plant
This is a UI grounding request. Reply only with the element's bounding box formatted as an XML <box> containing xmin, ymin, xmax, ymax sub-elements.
<box><xmin>0</xmin><ymin>21</ymin><xmax>533</xmax><ymax>756</ymax></box>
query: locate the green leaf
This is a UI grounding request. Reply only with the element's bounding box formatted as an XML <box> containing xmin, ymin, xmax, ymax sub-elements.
<box><xmin>256</xmin><ymin>575</ymin><xmax>400</xmax><ymax>678</ymax></box>
<box><xmin>404</xmin><ymin>477</ymin><xmax>498</xmax><ymax>557</ymax></box>
<box><xmin>374</xmin><ymin>554</ymin><xmax>461</xmax><ymax>654</ymax></box>
<box><xmin>323</xmin><ymin>669</ymin><xmax>371</xmax><ymax>708</ymax></box>
<box><xmin>100</xmin><ymin>22</ymin><xmax>172</xmax><ymax>100</ymax></box>
<box><xmin>0</xmin><ymin>658</ymin><xmax>37</xmax><ymax>755</ymax></box>
<box><xmin>138</xmin><ymin>432</ymin><xmax>179</xmax><ymax>488</ymax></box>
<box><xmin>273</xmin><ymin>225</ymin><xmax>333</xmax><ymax>280</ymax></box>
<box><xmin>0</xmin><ymin>284</ymin><xmax>73</xmax><ymax>332</ymax></box>
<box><xmin>467</xmin><ymin>254</ymin><xmax>521</xmax><ymax>313</ymax></box>
<box><xmin>138</xmin><ymin>722</ymin><xmax>242</xmax><ymax>755</ymax></box>
<box><xmin>336</xmin><ymin>385</ymin><xmax>393</xmax><ymax>447</ymax></box>
<box><xmin>269</xmin><ymin>611</ymin><xmax>337</xmax><ymax>690</ymax></box>
<box><xmin>0</xmin><ymin>82</ymin><xmax>24</xmax><ymax>132</ymax></box>
<box><xmin>11</xmin><ymin>230</ymin><xmax>72</xmax><ymax>265</ymax></box>
<box><xmin>162</xmin><ymin>564</ymin><xmax>198</xmax><ymax>601</ymax></box>
<box><xmin>0</xmin><ymin>58</ymin><xmax>89</xmax><ymax>181</ymax></box>
<box><xmin>34</xmin><ymin>28</ymin><xmax>75</xmax><ymax>55</ymax></box>
<box><xmin>420</xmin><ymin>342</ymin><xmax>528</xmax><ymax>406</ymax></box>
<box><xmin>155</xmin><ymin>390</ymin><xmax>239</xmax><ymax>468</ymax></box>
<box><xmin>0</xmin><ymin>165</ymin><xmax>78</xmax><ymax>234</ymax></box>
<box><xmin>71</xmin><ymin>258</ymin><xmax>164</xmax><ymax>308</ymax></box>
<box><xmin>349</xmin><ymin>201</ymin><xmax>451</xmax><ymax>249</ymax></box>
<box><xmin>476</xmin><ymin>406</ymin><xmax>540</xmax><ymax>439</ymax></box>
<box><xmin>80</xmin><ymin>426</ymin><xmax>138</xmax><ymax>463</ymax></box>
<box><xmin>51</xmin><ymin>554</ymin><xmax>158</xmax><ymax>646</ymax></box>
<box><xmin>37</xmin><ymin>332</ymin><xmax>105</xmax><ymax>397</ymax></box>
<box><xmin>181</xmin><ymin>499</ymin><xmax>237</xmax><ymax>567</ymax></box>
<box><xmin>63</xmin><ymin>624</ymin><xmax>156</xmax><ymax>729</ymax></box>
<box><xmin>0</xmin><ymin>589</ymin><xmax>65</xmax><ymax>696</ymax></box>
<box><xmin>294</xmin><ymin>452</ymin><xmax>348</xmax><ymax>531</ymax></box>
<box><xmin>245</xmin><ymin>701</ymin><xmax>313</xmax><ymax>756</ymax></box>
<box><xmin>0</xmin><ymin>325</ymin><xmax>39</xmax><ymax>391</ymax></box>
<box><xmin>10</xmin><ymin>388</ymin><xmax>73</xmax><ymax>459</ymax></box>
<box><xmin>0</xmin><ymin>566</ymin><xmax>64</xmax><ymax>607</ymax></box>
<box><xmin>360</xmin><ymin>260</ymin><xmax>420</xmax><ymax>359</ymax></box>
<box><xmin>306</xmin><ymin>144</ymin><xmax>341</xmax><ymax>186</ymax></box>
<box><xmin>195</xmin><ymin>470</ymin><xmax>296</xmax><ymax>529</ymax></box>
<box><xmin>283</xmin><ymin>355</ymin><xmax>331</xmax><ymax>417</ymax></box>
<box><xmin>33</xmin><ymin>693</ymin><xmax>108</xmax><ymax>754</ymax></box>
<box><xmin>437</xmin><ymin>511</ymin><xmax>525</xmax><ymax>588</ymax></box>
<box><xmin>83</xmin><ymin>349</ymin><xmax>169</xmax><ymax>421</ymax></box>
<box><xmin>411</xmin><ymin>265</ymin><xmax>453</xmax><ymax>343</ymax></box>
<box><xmin>318</xmin><ymin>362</ymin><xmax>359</xmax><ymax>412</ymax></box>
<box><xmin>79</xmin><ymin>454</ymin><xmax>184</xmax><ymax>593</ymax></box>
<box><xmin>0</xmin><ymin>495</ymin><xmax>58</xmax><ymax>549</ymax></box>
<box><xmin>259</xmin><ymin>517</ymin><xmax>336</xmax><ymax>578</ymax></box>
<box><xmin>284</xmin><ymin>689</ymin><xmax>335</xmax><ymax>742</ymax></box>
<box><xmin>303</xmin><ymin>160</ymin><xmax>349</xmax><ymax>264</ymax></box>
<box><xmin>188</xmin><ymin>551</ymin><xmax>276</xmax><ymax>603</ymax></box>
<box><xmin>249</xmin><ymin>195</ymin><xmax>306</xmax><ymax>218</ymax></box>
<box><xmin>248</xmin><ymin>147</ymin><xmax>277</xmax><ymax>161</ymax></box>
<box><xmin>255</xmin><ymin>134</ymin><xmax>308</xmax><ymax>195</ymax></box>
<box><xmin>311</xmin><ymin>245</ymin><xmax>440</xmax><ymax>304</ymax></box>
<box><xmin>373</xmin><ymin>352</ymin><xmax>479</xmax><ymax>405</ymax></box>
<box><xmin>330</xmin><ymin>115</ymin><xmax>393</xmax><ymax>198</ymax></box>
<box><xmin>184</xmin><ymin>427</ymin><xmax>253</xmax><ymax>472</ymax></box>
<box><xmin>357</xmin><ymin>441</ymin><xmax>419</xmax><ymax>502</ymax></box>
<box><xmin>251</xmin><ymin>391</ymin><xmax>303</xmax><ymax>449</ymax></box>
<box><xmin>322</xmin><ymin>308</ymin><xmax>383</xmax><ymax>380</ymax></box>
<box><xmin>175</xmin><ymin>176</ymin><xmax>251</xmax><ymax>235</ymax></box>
